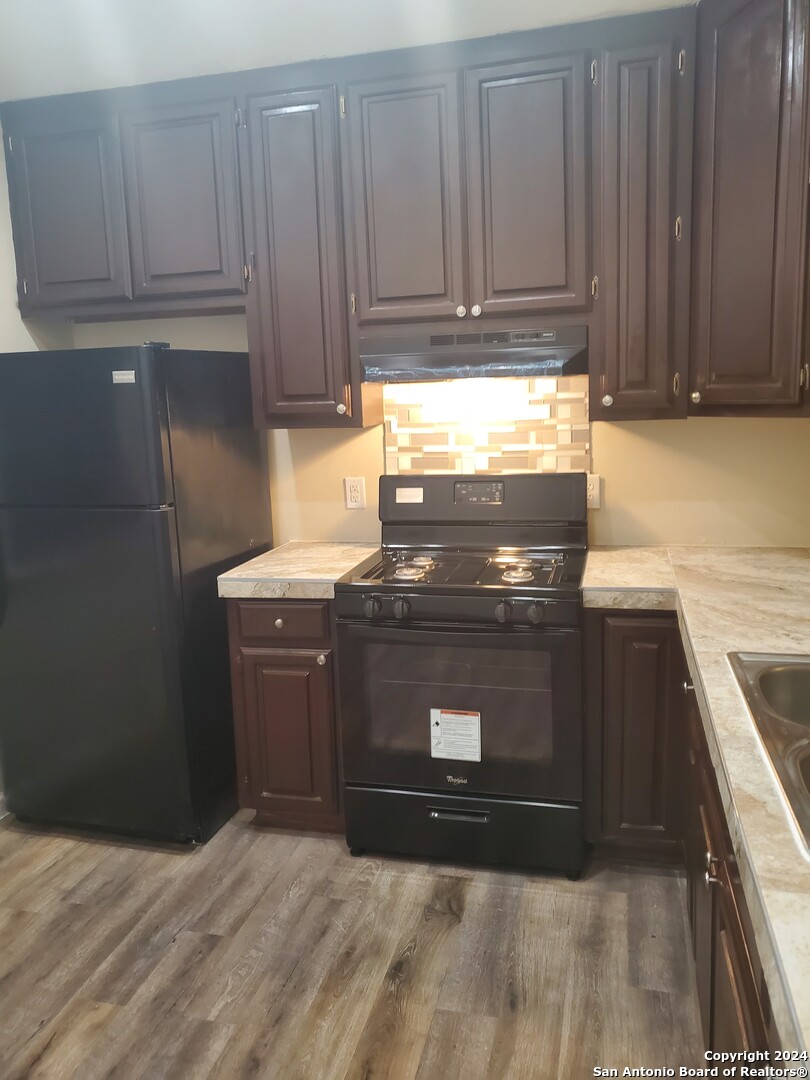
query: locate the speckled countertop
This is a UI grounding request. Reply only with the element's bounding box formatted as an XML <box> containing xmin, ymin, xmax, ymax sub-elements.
<box><xmin>585</xmin><ymin>546</ymin><xmax>810</xmax><ymax>1050</ymax></box>
<box><xmin>217</xmin><ymin>541</ymin><xmax>378</xmax><ymax>600</ymax></box>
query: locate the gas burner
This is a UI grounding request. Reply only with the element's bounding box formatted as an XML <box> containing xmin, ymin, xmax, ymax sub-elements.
<box><xmin>411</xmin><ymin>555</ymin><xmax>436</xmax><ymax>568</ymax></box>
<box><xmin>502</xmin><ymin>566</ymin><xmax>535</xmax><ymax>583</ymax></box>
<box><xmin>393</xmin><ymin>564</ymin><xmax>426</xmax><ymax>580</ymax></box>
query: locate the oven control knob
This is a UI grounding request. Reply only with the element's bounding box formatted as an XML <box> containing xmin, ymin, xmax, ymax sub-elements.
<box><xmin>527</xmin><ymin>602</ymin><xmax>546</xmax><ymax>625</ymax></box>
<box><xmin>392</xmin><ymin>598</ymin><xmax>411</xmax><ymax>620</ymax></box>
<box><xmin>363</xmin><ymin>596</ymin><xmax>382</xmax><ymax>619</ymax></box>
<box><xmin>495</xmin><ymin>600</ymin><xmax>513</xmax><ymax>625</ymax></box>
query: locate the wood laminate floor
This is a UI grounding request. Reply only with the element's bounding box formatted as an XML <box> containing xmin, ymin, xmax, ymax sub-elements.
<box><xmin>0</xmin><ymin>811</ymin><xmax>702</xmax><ymax>1079</ymax></box>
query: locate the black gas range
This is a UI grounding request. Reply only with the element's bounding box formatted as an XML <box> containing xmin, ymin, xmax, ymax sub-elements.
<box><xmin>334</xmin><ymin>473</ymin><xmax>587</xmax><ymax>876</ymax></box>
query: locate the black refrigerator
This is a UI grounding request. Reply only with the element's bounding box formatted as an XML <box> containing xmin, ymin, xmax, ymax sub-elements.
<box><xmin>0</xmin><ymin>344</ymin><xmax>271</xmax><ymax>843</ymax></box>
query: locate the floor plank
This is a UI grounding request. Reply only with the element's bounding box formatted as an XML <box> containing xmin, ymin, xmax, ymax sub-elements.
<box><xmin>0</xmin><ymin>812</ymin><xmax>703</xmax><ymax>1079</ymax></box>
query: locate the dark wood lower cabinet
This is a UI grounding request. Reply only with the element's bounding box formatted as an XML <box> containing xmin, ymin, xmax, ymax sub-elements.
<box><xmin>227</xmin><ymin>599</ymin><xmax>343</xmax><ymax>832</ymax></box>
<box><xmin>584</xmin><ymin>611</ymin><xmax>684</xmax><ymax>858</ymax></box>
<box><xmin>588</xmin><ymin>609</ymin><xmax>777</xmax><ymax>1052</ymax></box>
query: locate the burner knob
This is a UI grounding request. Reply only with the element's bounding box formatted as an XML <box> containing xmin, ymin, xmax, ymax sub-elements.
<box><xmin>363</xmin><ymin>596</ymin><xmax>382</xmax><ymax>619</ymax></box>
<box><xmin>392</xmin><ymin>598</ymin><xmax>411</xmax><ymax>620</ymax></box>
<box><xmin>495</xmin><ymin>601</ymin><xmax>512</xmax><ymax>625</ymax></box>
<box><xmin>527</xmin><ymin>602</ymin><xmax>546</xmax><ymax>625</ymax></box>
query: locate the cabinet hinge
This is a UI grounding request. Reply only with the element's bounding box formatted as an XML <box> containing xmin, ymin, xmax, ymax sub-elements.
<box><xmin>800</xmin><ymin>363</ymin><xmax>810</xmax><ymax>390</ymax></box>
<box><xmin>675</xmin><ymin>216</ymin><xmax>683</xmax><ymax>241</ymax></box>
<box><xmin>591</xmin><ymin>275</ymin><xmax>599</xmax><ymax>300</ymax></box>
<box><xmin>21</xmin><ymin>278</ymin><xmax>28</xmax><ymax>296</ymax></box>
<box><xmin>339</xmin><ymin>95</ymin><xmax>346</xmax><ymax>119</ymax></box>
<box><xmin>673</xmin><ymin>372</ymin><xmax>681</xmax><ymax>396</ymax></box>
<box><xmin>678</xmin><ymin>49</ymin><xmax>686</xmax><ymax>75</ymax></box>
<box><xmin>590</xmin><ymin>59</ymin><xmax>598</xmax><ymax>85</ymax></box>
<box><xmin>350</xmin><ymin>292</ymin><xmax>357</xmax><ymax>314</ymax></box>
<box><xmin>243</xmin><ymin>263</ymin><xmax>252</xmax><ymax>284</ymax></box>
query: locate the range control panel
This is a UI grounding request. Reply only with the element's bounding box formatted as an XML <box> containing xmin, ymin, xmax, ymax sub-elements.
<box><xmin>454</xmin><ymin>480</ymin><xmax>504</xmax><ymax>505</ymax></box>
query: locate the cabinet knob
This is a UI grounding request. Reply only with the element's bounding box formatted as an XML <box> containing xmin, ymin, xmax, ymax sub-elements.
<box><xmin>682</xmin><ymin>680</ymin><xmax>694</xmax><ymax>695</ymax></box>
<box><xmin>691</xmin><ymin>391</ymin><xmax>702</xmax><ymax>404</ymax></box>
<box><xmin>336</xmin><ymin>403</ymin><xmax>347</xmax><ymax>415</ymax></box>
<box><xmin>471</xmin><ymin>304</ymin><xmax>482</xmax><ymax>317</ymax></box>
<box><xmin>274</xmin><ymin>618</ymin><xmax>284</xmax><ymax>629</ymax></box>
<box><xmin>316</xmin><ymin>654</ymin><xmax>327</xmax><ymax>666</ymax></box>
<box><xmin>456</xmin><ymin>305</ymin><xmax>467</xmax><ymax>318</ymax></box>
<box><xmin>704</xmin><ymin>869</ymin><xmax>720</xmax><ymax>887</ymax></box>
<box><xmin>602</xmin><ymin>394</ymin><xmax>614</xmax><ymax>407</ymax></box>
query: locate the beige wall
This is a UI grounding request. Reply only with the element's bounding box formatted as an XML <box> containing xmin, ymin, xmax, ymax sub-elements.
<box><xmin>71</xmin><ymin>317</ymin><xmax>810</xmax><ymax>549</ymax></box>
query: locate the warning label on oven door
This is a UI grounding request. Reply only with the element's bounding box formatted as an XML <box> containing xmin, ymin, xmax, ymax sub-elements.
<box><xmin>429</xmin><ymin>709</ymin><xmax>481</xmax><ymax>762</ymax></box>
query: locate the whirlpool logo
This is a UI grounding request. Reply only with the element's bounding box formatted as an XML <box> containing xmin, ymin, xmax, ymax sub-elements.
<box><xmin>446</xmin><ymin>775</ymin><xmax>468</xmax><ymax>785</ymax></box>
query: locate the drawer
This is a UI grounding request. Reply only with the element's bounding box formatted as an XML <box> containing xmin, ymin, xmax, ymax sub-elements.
<box><xmin>235</xmin><ymin>600</ymin><xmax>330</xmax><ymax>643</ymax></box>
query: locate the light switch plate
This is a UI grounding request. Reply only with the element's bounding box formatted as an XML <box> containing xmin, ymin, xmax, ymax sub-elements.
<box><xmin>343</xmin><ymin>476</ymin><xmax>366</xmax><ymax>509</ymax></box>
<box><xmin>586</xmin><ymin>474</ymin><xmax>601</xmax><ymax>509</ymax></box>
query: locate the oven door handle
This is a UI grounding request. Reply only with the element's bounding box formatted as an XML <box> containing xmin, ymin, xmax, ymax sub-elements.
<box><xmin>428</xmin><ymin>807</ymin><xmax>490</xmax><ymax>825</ymax></box>
<box><xmin>340</xmin><ymin>622</ymin><xmax>577</xmax><ymax>649</ymax></box>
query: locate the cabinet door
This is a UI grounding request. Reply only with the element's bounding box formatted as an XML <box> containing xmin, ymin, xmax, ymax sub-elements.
<box><xmin>120</xmin><ymin>99</ymin><xmax>245</xmax><ymax>298</ymax></box>
<box><xmin>595</xmin><ymin>38</ymin><xmax>691</xmax><ymax>418</ymax></box>
<box><xmin>240</xmin><ymin>647</ymin><xmax>339</xmax><ymax>827</ymax></box>
<box><xmin>244</xmin><ymin>87</ymin><xmax>351</xmax><ymax>423</ymax></box>
<box><xmin>466</xmin><ymin>55</ymin><xmax>588</xmax><ymax>316</ymax></box>
<box><xmin>690</xmin><ymin>0</ymin><xmax>809</xmax><ymax>406</ymax></box>
<box><xmin>346</xmin><ymin>73</ymin><xmax>465</xmax><ymax>322</ymax></box>
<box><xmin>4</xmin><ymin>110</ymin><xmax>131</xmax><ymax>309</ymax></box>
<box><xmin>600</xmin><ymin>616</ymin><xmax>682</xmax><ymax>853</ymax></box>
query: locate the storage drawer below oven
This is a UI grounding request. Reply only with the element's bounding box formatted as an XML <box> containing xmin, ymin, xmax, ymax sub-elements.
<box><xmin>344</xmin><ymin>785</ymin><xmax>583</xmax><ymax>872</ymax></box>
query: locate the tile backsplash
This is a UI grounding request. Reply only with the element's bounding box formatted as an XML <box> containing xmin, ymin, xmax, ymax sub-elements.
<box><xmin>383</xmin><ymin>375</ymin><xmax>590</xmax><ymax>475</ymax></box>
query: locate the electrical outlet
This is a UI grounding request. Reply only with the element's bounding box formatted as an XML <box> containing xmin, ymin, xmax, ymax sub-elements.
<box><xmin>586</xmin><ymin>474</ymin><xmax>601</xmax><ymax>509</ymax></box>
<box><xmin>343</xmin><ymin>476</ymin><xmax>366</xmax><ymax>509</ymax></box>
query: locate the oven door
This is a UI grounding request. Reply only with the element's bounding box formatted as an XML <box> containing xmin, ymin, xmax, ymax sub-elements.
<box><xmin>337</xmin><ymin>621</ymin><xmax>582</xmax><ymax>802</ymax></box>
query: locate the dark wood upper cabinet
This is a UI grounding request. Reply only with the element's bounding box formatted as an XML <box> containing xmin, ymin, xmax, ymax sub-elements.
<box><xmin>465</xmin><ymin>54</ymin><xmax>589</xmax><ymax>317</ymax></box>
<box><xmin>594</xmin><ymin>35</ymin><xmax>693</xmax><ymax>419</ymax></box>
<box><xmin>4</xmin><ymin>110</ymin><xmax>131</xmax><ymax>309</ymax></box>
<box><xmin>690</xmin><ymin>0</ymin><xmax>810</xmax><ymax>407</ymax></box>
<box><xmin>120</xmin><ymin>99</ymin><xmax>245</xmax><ymax>298</ymax></box>
<box><xmin>346</xmin><ymin>73</ymin><xmax>466</xmax><ymax>323</ymax></box>
<box><xmin>242</xmin><ymin>86</ymin><xmax>351</xmax><ymax>424</ymax></box>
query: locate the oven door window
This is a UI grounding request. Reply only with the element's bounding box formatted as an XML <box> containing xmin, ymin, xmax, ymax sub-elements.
<box><xmin>338</xmin><ymin>623</ymin><xmax>581</xmax><ymax>802</ymax></box>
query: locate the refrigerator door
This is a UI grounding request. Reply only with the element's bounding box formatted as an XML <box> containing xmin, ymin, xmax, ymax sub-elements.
<box><xmin>0</xmin><ymin>505</ymin><xmax>197</xmax><ymax>840</ymax></box>
<box><xmin>0</xmin><ymin>347</ymin><xmax>171</xmax><ymax>508</ymax></box>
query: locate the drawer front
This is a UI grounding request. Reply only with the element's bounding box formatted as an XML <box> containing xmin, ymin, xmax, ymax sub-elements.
<box><xmin>235</xmin><ymin>600</ymin><xmax>329</xmax><ymax>643</ymax></box>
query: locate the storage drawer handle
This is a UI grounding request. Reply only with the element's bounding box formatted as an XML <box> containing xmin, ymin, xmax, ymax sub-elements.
<box><xmin>428</xmin><ymin>808</ymin><xmax>490</xmax><ymax>825</ymax></box>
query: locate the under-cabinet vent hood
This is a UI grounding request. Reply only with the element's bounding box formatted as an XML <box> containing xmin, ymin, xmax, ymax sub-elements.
<box><xmin>360</xmin><ymin>325</ymin><xmax>587</xmax><ymax>382</ymax></box>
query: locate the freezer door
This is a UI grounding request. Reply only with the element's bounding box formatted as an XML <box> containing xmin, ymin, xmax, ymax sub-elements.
<box><xmin>0</xmin><ymin>347</ymin><xmax>171</xmax><ymax>507</ymax></box>
<box><xmin>0</xmin><ymin>506</ymin><xmax>198</xmax><ymax>840</ymax></box>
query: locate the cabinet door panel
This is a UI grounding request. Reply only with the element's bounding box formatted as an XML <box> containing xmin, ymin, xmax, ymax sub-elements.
<box><xmin>691</xmin><ymin>0</ymin><xmax>808</xmax><ymax>405</ymax></box>
<box><xmin>466</xmin><ymin>55</ymin><xmax>588</xmax><ymax>316</ymax></box>
<box><xmin>5</xmin><ymin>112</ymin><xmax>131</xmax><ymax>308</ymax></box>
<box><xmin>121</xmin><ymin>99</ymin><xmax>244</xmax><ymax>298</ymax></box>
<box><xmin>347</xmin><ymin>73</ymin><xmax>465</xmax><ymax>322</ymax></box>
<box><xmin>599</xmin><ymin>44</ymin><xmax>682</xmax><ymax>415</ymax></box>
<box><xmin>601</xmin><ymin>617</ymin><xmax>681</xmax><ymax>850</ymax></box>
<box><xmin>245</xmin><ymin>87</ymin><xmax>350</xmax><ymax>421</ymax></box>
<box><xmin>241</xmin><ymin>648</ymin><xmax>338</xmax><ymax>821</ymax></box>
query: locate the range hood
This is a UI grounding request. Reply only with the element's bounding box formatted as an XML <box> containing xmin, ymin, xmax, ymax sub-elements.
<box><xmin>360</xmin><ymin>325</ymin><xmax>587</xmax><ymax>382</ymax></box>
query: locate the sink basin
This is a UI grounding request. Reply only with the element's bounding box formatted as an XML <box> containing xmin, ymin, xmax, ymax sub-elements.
<box><xmin>729</xmin><ymin>653</ymin><xmax>810</xmax><ymax>850</ymax></box>
<box><xmin>757</xmin><ymin>665</ymin><xmax>810</xmax><ymax>728</ymax></box>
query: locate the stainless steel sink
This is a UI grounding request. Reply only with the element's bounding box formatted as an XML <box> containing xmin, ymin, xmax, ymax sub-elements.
<box><xmin>728</xmin><ymin>653</ymin><xmax>810</xmax><ymax>850</ymax></box>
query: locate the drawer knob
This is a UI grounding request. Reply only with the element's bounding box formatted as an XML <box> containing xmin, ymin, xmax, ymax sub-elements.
<box><xmin>691</xmin><ymin>391</ymin><xmax>702</xmax><ymax>404</ymax></box>
<box><xmin>274</xmin><ymin>618</ymin><xmax>284</xmax><ymax>629</ymax></box>
<box><xmin>456</xmin><ymin>305</ymin><xmax>467</xmax><ymax>318</ymax></box>
<box><xmin>602</xmin><ymin>394</ymin><xmax>614</xmax><ymax>407</ymax></box>
<box><xmin>471</xmin><ymin>304</ymin><xmax>482</xmax><ymax>317</ymax></box>
<box><xmin>336</xmin><ymin>403</ymin><xmax>347</xmax><ymax>415</ymax></box>
<box><xmin>316</xmin><ymin>654</ymin><xmax>327</xmax><ymax>666</ymax></box>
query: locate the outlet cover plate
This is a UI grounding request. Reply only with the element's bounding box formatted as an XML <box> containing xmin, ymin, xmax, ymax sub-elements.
<box><xmin>343</xmin><ymin>476</ymin><xmax>367</xmax><ymax>509</ymax></box>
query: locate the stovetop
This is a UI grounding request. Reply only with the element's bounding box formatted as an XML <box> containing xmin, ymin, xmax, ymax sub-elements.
<box><xmin>364</xmin><ymin>548</ymin><xmax>569</xmax><ymax>589</ymax></box>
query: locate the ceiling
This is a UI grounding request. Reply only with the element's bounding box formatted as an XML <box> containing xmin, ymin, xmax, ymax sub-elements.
<box><xmin>0</xmin><ymin>0</ymin><xmax>687</xmax><ymax>102</ymax></box>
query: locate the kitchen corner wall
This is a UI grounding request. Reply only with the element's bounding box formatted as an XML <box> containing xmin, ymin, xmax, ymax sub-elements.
<box><xmin>32</xmin><ymin>314</ymin><xmax>810</xmax><ymax>549</ymax></box>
